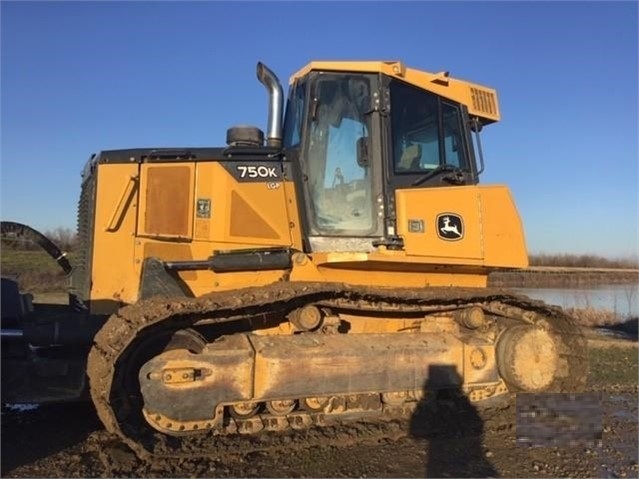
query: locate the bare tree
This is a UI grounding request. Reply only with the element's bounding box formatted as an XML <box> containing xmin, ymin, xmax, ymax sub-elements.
<box><xmin>44</xmin><ymin>227</ymin><xmax>77</xmax><ymax>251</ymax></box>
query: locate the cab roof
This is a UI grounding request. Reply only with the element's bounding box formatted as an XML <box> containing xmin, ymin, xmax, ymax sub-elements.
<box><xmin>289</xmin><ymin>60</ymin><xmax>500</xmax><ymax>124</ymax></box>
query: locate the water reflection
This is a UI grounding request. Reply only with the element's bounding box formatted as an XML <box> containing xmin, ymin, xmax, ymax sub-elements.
<box><xmin>514</xmin><ymin>284</ymin><xmax>639</xmax><ymax>317</ymax></box>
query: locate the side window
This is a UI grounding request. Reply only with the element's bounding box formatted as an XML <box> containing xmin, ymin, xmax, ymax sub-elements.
<box><xmin>390</xmin><ymin>80</ymin><xmax>467</xmax><ymax>173</ymax></box>
<box><xmin>283</xmin><ymin>82</ymin><xmax>305</xmax><ymax>148</ymax></box>
<box><xmin>391</xmin><ymin>83</ymin><xmax>438</xmax><ymax>172</ymax></box>
<box><xmin>442</xmin><ymin>102</ymin><xmax>464</xmax><ymax>168</ymax></box>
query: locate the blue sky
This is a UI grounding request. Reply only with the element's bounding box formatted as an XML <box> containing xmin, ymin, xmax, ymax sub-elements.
<box><xmin>1</xmin><ymin>1</ymin><xmax>637</xmax><ymax>258</ymax></box>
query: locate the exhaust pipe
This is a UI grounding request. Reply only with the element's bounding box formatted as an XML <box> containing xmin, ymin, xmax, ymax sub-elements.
<box><xmin>256</xmin><ymin>62</ymin><xmax>284</xmax><ymax>148</ymax></box>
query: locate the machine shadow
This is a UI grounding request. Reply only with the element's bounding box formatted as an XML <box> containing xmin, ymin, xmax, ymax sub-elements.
<box><xmin>409</xmin><ymin>365</ymin><xmax>498</xmax><ymax>478</ymax></box>
<box><xmin>0</xmin><ymin>401</ymin><xmax>103</xmax><ymax>474</ymax></box>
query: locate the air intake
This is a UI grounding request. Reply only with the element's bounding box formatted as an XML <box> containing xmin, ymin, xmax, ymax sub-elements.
<box><xmin>470</xmin><ymin>87</ymin><xmax>497</xmax><ymax>116</ymax></box>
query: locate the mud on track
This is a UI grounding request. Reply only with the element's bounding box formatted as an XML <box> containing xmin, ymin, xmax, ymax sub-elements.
<box><xmin>2</xmin><ymin>338</ymin><xmax>637</xmax><ymax>478</ymax></box>
<box><xmin>86</xmin><ymin>282</ymin><xmax>588</xmax><ymax>458</ymax></box>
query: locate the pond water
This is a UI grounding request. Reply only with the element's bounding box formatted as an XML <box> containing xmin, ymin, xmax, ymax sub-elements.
<box><xmin>514</xmin><ymin>284</ymin><xmax>639</xmax><ymax>317</ymax></box>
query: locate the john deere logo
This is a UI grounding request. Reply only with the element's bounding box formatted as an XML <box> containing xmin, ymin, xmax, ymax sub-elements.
<box><xmin>437</xmin><ymin>213</ymin><xmax>463</xmax><ymax>241</ymax></box>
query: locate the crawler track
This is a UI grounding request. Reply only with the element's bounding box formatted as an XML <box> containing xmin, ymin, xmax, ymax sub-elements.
<box><xmin>87</xmin><ymin>282</ymin><xmax>587</xmax><ymax>459</ymax></box>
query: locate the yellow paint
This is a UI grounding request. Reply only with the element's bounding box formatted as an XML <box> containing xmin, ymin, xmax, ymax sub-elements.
<box><xmin>395</xmin><ymin>185</ymin><xmax>527</xmax><ymax>268</ymax></box>
<box><xmin>324</xmin><ymin>252</ymin><xmax>370</xmax><ymax>263</ymax></box>
<box><xmin>89</xmin><ymin>160</ymin><xmax>295</xmax><ymax>311</ymax></box>
<box><xmin>197</xmin><ymin>163</ymin><xmax>293</xmax><ymax>246</ymax></box>
<box><xmin>193</xmin><ymin>162</ymin><xmax>215</xmax><ymax>241</ymax></box>
<box><xmin>89</xmin><ymin>161</ymin><xmax>525</xmax><ymax>312</ymax></box>
<box><xmin>477</xmin><ymin>186</ymin><xmax>529</xmax><ymax>268</ymax></box>
<box><xmin>289</xmin><ymin>258</ymin><xmax>488</xmax><ymax>288</ymax></box>
<box><xmin>105</xmin><ymin>175</ymin><xmax>137</xmax><ymax>232</ymax></box>
<box><xmin>282</xmin><ymin>180</ymin><xmax>304</xmax><ymax>250</ymax></box>
<box><xmin>289</xmin><ymin>60</ymin><xmax>500</xmax><ymax>124</ymax></box>
<box><xmin>138</xmin><ymin>163</ymin><xmax>195</xmax><ymax>239</ymax></box>
<box><xmin>86</xmin><ymin>60</ymin><xmax>524</xmax><ymax>312</ymax></box>
<box><xmin>396</xmin><ymin>186</ymin><xmax>483</xmax><ymax>260</ymax></box>
<box><xmin>89</xmin><ymin>163</ymin><xmax>140</xmax><ymax>313</ymax></box>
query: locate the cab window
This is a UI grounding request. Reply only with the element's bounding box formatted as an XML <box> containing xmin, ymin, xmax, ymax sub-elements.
<box><xmin>390</xmin><ymin>80</ymin><xmax>467</xmax><ymax>174</ymax></box>
<box><xmin>283</xmin><ymin>82</ymin><xmax>306</xmax><ymax>148</ymax></box>
<box><xmin>303</xmin><ymin>74</ymin><xmax>374</xmax><ymax>233</ymax></box>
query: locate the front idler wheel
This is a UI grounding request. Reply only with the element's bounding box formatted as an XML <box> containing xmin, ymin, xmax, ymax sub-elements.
<box><xmin>496</xmin><ymin>325</ymin><xmax>559</xmax><ymax>392</ymax></box>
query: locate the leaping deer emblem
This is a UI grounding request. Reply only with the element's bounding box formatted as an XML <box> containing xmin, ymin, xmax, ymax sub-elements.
<box><xmin>439</xmin><ymin>216</ymin><xmax>462</xmax><ymax>238</ymax></box>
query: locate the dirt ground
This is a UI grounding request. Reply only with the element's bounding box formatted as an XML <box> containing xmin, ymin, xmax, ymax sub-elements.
<box><xmin>1</xmin><ymin>334</ymin><xmax>637</xmax><ymax>479</ymax></box>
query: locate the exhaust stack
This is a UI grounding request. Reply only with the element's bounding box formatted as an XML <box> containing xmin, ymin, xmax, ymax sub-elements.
<box><xmin>256</xmin><ymin>62</ymin><xmax>284</xmax><ymax>148</ymax></box>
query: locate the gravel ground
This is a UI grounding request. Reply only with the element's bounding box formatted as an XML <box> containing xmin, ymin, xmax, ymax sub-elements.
<box><xmin>1</xmin><ymin>337</ymin><xmax>637</xmax><ymax>478</ymax></box>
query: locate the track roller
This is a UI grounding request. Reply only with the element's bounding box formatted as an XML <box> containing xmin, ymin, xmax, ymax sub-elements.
<box><xmin>229</xmin><ymin>402</ymin><xmax>260</xmax><ymax>419</ymax></box>
<box><xmin>266</xmin><ymin>399</ymin><xmax>297</xmax><ymax>415</ymax></box>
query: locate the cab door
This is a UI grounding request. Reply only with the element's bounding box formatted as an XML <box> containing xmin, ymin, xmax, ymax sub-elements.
<box><xmin>384</xmin><ymin>76</ymin><xmax>482</xmax><ymax>260</ymax></box>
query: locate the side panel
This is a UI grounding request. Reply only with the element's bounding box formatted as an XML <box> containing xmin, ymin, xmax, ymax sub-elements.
<box><xmin>137</xmin><ymin>164</ymin><xmax>194</xmax><ymax>239</ymax></box>
<box><xmin>134</xmin><ymin>161</ymin><xmax>295</xmax><ymax>299</ymax></box>
<box><xmin>478</xmin><ymin>186</ymin><xmax>528</xmax><ymax>268</ymax></box>
<box><xmin>190</xmin><ymin>162</ymin><xmax>293</xmax><ymax>246</ymax></box>
<box><xmin>90</xmin><ymin>160</ymin><xmax>296</xmax><ymax>308</ymax></box>
<box><xmin>395</xmin><ymin>185</ymin><xmax>527</xmax><ymax>268</ymax></box>
<box><xmin>396</xmin><ymin>186</ymin><xmax>483</xmax><ymax>260</ymax></box>
<box><xmin>90</xmin><ymin>163</ymin><xmax>141</xmax><ymax>312</ymax></box>
<box><xmin>135</xmin><ymin>161</ymin><xmax>294</xmax><ymax>246</ymax></box>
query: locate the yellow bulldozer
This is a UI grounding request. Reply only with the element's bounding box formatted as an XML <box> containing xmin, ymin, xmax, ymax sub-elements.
<box><xmin>1</xmin><ymin>60</ymin><xmax>587</xmax><ymax>458</ymax></box>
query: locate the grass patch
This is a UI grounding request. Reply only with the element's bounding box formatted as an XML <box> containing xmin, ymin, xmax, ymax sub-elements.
<box><xmin>588</xmin><ymin>346</ymin><xmax>639</xmax><ymax>386</ymax></box>
<box><xmin>0</xmin><ymin>249</ymin><xmax>74</xmax><ymax>293</ymax></box>
<box><xmin>566</xmin><ymin>307</ymin><xmax>622</xmax><ymax>327</ymax></box>
<box><xmin>567</xmin><ymin>307</ymin><xmax>638</xmax><ymax>331</ymax></box>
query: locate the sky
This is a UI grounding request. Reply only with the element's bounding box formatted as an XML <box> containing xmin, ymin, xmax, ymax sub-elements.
<box><xmin>1</xmin><ymin>1</ymin><xmax>637</xmax><ymax>259</ymax></box>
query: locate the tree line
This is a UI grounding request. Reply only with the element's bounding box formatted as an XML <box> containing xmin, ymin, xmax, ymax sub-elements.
<box><xmin>1</xmin><ymin>227</ymin><xmax>77</xmax><ymax>252</ymax></box>
<box><xmin>529</xmin><ymin>253</ymin><xmax>638</xmax><ymax>270</ymax></box>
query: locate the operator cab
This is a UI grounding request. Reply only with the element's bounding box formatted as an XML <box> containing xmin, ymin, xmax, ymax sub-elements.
<box><xmin>283</xmin><ymin>62</ymin><xmax>491</xmax><ymax>252</ymax></box>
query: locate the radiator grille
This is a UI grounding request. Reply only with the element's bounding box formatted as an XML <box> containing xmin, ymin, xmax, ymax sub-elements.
<box><xmin>70</xmin><ymin>167</ymin><xmax>97</xmax><ymax>302</ymax></box>
<box><xmin>470</xmin><ymin>87</ymin><xmax>497</xmax><ymax>116</ymax></box>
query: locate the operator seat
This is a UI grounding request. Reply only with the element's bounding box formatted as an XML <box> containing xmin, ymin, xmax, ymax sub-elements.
<box><xmin>397</xmin><ymin>143</ymin><xmax>422</xmax><ymax>171</ymax></box>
